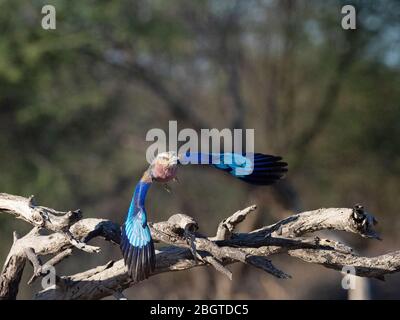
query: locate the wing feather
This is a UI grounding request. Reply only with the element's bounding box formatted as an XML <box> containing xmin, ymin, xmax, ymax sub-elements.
<box><xmin>179</xmin><ymin>152</ymin><xmax>288</xmax><ymax>185</ymax></box>
<box><xmin>121</xmin><ymin>210</ymin><xmax>156</xmax><ymax>282</ymax></box>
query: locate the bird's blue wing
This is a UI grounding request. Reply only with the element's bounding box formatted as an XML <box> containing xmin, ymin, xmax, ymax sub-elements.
<box><xmin>235</xmin><ymin>153</ymin><xmax>288</xmax><ymax>185</ymax></box>
<box><xmin>120</xmin><ymin>208</ymin><xmax>155</xmax><ymax>282</ymax></box>
<box><xmin>179</xmin><ymin>152</ymin><xmax>287</xmax><ymax>185</ymax></box>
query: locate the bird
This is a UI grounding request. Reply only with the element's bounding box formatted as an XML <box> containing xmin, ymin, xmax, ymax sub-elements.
<box><xmin>120</xmin><ymin>151</ymin><xmax>288</xmax><ymax>282</ymax></box>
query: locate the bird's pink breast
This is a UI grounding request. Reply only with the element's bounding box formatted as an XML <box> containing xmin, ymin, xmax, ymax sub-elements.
<box><xmin>152</xmin><ymin>162</ymin><xmax>177</xmax><ymax>182</ymax></box>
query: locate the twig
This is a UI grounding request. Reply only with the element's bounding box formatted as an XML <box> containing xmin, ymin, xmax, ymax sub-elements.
<box><xmin>214</xmin><ymin>205</ymin><xmax>257</xmax><ymax>240</ymax></box>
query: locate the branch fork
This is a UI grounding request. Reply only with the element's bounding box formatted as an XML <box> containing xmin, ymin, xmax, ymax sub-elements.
<box><xmin>0</xmin><ymin>192</ymin><xmax>398</xmax><ymax>300</ymax></box>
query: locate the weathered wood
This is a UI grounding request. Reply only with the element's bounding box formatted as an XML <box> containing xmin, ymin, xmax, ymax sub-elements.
<box><xmin>0</xmin><ymin>192</ymin><xmax>398</xmax><ymax>300</ymax></box>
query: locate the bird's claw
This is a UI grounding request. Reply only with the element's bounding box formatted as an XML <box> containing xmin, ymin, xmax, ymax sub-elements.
<box><xmin>164</xmin><ymin>184</ymin><xmax>172</xmax><ymax>193</ymax></box>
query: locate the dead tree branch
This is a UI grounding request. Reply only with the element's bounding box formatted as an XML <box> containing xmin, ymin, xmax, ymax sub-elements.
<box><xmin>0</xmin><ymin>193</ymin><xmax>398</xmax><ymax>300</ymax></box>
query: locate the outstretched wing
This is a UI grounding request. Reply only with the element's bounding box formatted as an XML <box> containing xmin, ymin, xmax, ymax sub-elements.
<box><xmin>120</xmin><ymin>208</ymin><xmax>155</xmax><ymax>282</ymax></box>
<box><xmin>179</xmin><ymin>152</ymin><xmax>287</xmax><ymax>185</ymax></box>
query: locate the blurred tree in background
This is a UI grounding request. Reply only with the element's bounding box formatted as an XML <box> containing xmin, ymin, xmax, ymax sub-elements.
<box><xmin>0</xmin><ymin>0</ymin><xmax>399</xmax><ymax>299</ymax></box>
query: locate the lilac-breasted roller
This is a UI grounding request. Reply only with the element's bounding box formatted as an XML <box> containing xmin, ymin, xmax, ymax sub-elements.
<box><xmin>120</xmin><ymin>151</ymin><xmax>288</xmax><ymax>282</ymax></box>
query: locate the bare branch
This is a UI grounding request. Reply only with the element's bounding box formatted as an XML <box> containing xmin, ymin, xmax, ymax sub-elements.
<box><xmin>215</xmin><ymin>205</ymin><xmax>257</xmax><ymax>240</ymax></box>
<box><xmin>0</xmin><ymin>193</ymin><xmax>81</xmax><ymax>232</ymax></box>
<box><xmin>0</xmin><ymin>193</ymin><xmax>398</xmax><ymax>300</ymax></box>
<box><xmin>0</xmin><ymin>232</ymin><xmax>26</xmax><ymax>300</ymax></box>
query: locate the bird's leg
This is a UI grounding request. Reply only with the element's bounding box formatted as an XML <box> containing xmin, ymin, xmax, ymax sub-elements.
<box><xmin>164</xmin><ymin>176</ymin><xmax>178</xmax><ymax>193</ymax></box>
<box><xmin>163</xmin><ymin>183</ymin><xmax>172</xmax><ymax>193</ymax></box>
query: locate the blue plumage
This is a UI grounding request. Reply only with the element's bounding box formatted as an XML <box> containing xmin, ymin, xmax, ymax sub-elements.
<box><xmin>120</xmin><ymin>180</ymin><xmax>155</xmax><ymax>282</ymax></box>
<box><xmin>121</xmin><ymin>151</ymin><xmax>288</xmax><ymax>282</ymax></box>
<box><xmin>179</xmin><ymin>152</ymin><xmax>287</xmax><ymax>185</ymax></box>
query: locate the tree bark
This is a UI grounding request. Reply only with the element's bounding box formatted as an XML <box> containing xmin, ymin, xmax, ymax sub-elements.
<box><xmin>0</xmin><ymin>193</ymin><xmax>397</xmax><ymax>300</ymax></box>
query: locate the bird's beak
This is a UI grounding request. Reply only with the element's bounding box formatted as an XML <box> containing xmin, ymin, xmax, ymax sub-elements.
<box><xmin>172</xmin><ymin>155</ymin><xmax>179</xmax><ymax>165</ymax></box>
<box><xmin>169</xmin><ymin>153</ymin><xmax>179</xmax><ymax>166</ymax></box>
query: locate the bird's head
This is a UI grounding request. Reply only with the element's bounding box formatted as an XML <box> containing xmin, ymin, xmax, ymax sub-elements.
<box><xmin>149</xmin><ymin>151</ymin><xmax>179</xmax><ymax>183</ymax></box>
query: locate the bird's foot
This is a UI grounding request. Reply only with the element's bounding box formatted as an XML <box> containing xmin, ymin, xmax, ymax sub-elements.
<box><xmin>163</xmin><ymin>184</ymin><xmax>172</xmax><ymax>193</ymax></box>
